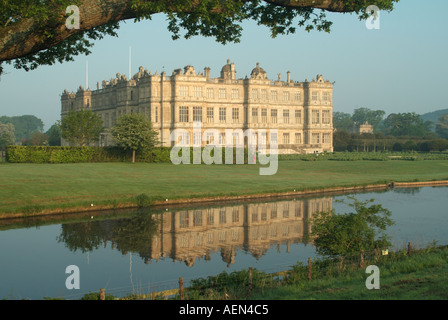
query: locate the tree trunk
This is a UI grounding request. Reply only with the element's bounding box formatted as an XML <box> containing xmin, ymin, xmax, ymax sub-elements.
<box><xmin>132</xmin><ymin>149</ymin><xmax>135</xmax><ymax>163</ymax></box>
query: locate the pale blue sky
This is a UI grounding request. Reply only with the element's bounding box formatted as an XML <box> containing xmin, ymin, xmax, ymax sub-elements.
<box><xmin>0</xmin><ymin>0</ymin><xmax>447</xmax><ymax>130</ymax></box>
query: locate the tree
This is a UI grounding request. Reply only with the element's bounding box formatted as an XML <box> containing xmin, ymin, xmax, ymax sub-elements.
<box><xmin>307</xmin><ymin>197</ymin><xmax>394</xmax><ymax>261</ymax></box>
<box><xmin>46</xmin><ymin>123</ymin><xmax>62</xmax><ymax>146</ymax></box>
<box><xmin>60</xmin><ymin>109</ymin><xmax>104</xmax><ymax>146</ymax></box>
<box><xmin>351</xmin><ymin>107</ymin><xmax>385</xmax><ymax>132</ymax></box>
<box><xmin>333</xmin><ymin>112</ymin><xmax>354</xmax><ymax>133</ymax></box>
<box><xmin>22</xmin><ymin>131</ymin><xmax>49</xmax><ymax>146</ymax></box>
<box><xmin>435</xmin><ymin>114</ymin><xmax>448</xmax><ymax>140</ymax></box>
<box><xmin>111</xmin><ymin>113</ymin><xmax>159</xmax><ymax>163</ymax></box>
<box><xmin>0</xmin><ymin>115</ymin><xmax>44</xmax><ymax>142</ymax></box>
<box><xmin>383</xmin><ymin>112</ymin><xmax>427</xmax><ymax>137</ymax></box>
<box><xmin>0</xmin><ymin>122</ymin><xmax>15</xmax><ymax>149</ymax></box>
<box><xmin>0</xmin><ymin>0</ymin><xmax>399</xmax><ymax>75</ymax></box>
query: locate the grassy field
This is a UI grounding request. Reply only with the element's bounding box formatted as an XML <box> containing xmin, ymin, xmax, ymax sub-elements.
<box><xmin>1</xmin><ymin>159</ymin><xmax>448</xmax><ymax>216</ymax></box>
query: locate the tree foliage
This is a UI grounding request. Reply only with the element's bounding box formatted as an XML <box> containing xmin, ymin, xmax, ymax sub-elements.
<box><xmin>0</xmin><ymin>0</ymin><xmax>400</xmax><ymax>75</ymax></box>
<box><xmin>436</xmin><ymin>114</ymin><xmax>448</xmax><ymax>140</ymax></box>
<box><xmin>0</xmin><ymin>115</ymin><xmax>44</xmax><ymax>142</ymax></box>
<box><xmin>46</xmin><ymin>123</ymin><xmax>62</xmax><ymax>146</ymax></box>
<box><xmin>111</xmin><ymin>112</ymin><xmax>159</xmax><ymax>163</ymax></box>
<box><xmin>383</xmin><ymin>112</ymin><xmax>427</xmax><ymax>137</ymax></box>
<box><xmin>60</xmin><ymin>109</ymin><xmax>104</xmax><ymax>146</ymax></box>
<box><xmin>307</xmin><ymin>197</ymin><xmax>394</xmax><ymax>259</ymax></box>
<box><xmin>0</xmin><ymin>122</ymin><xmax>15</xmax><ymax>149</ymax></box>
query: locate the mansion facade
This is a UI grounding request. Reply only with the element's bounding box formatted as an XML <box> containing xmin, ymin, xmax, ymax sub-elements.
<box><xmin>60</xmin><ymin>60</ymin><xmax>334</xmax><ymax>153</ymax></box>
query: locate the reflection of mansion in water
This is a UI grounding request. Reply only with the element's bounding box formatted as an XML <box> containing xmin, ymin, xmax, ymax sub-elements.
<box><xmin>146</xmin><ymin>197</ymin><xmax>332</xmax><ymax>267</ymax></box>
<box><xmin>61</xmin><ymin>60</ymin><xmax>334</xmax><ymax>154</ymax></box>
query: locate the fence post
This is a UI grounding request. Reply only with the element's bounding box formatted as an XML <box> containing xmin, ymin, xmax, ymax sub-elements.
<box><xmin>408</xmin><ymin>242</ymin><xmax>412</xmax><ymax>256</ymax></box>
<box><xmin>360</xmin><ymin>250</ymin><xmax>365</xmax><ymax>269</ymax></box>
<box><xmin>248</xmin><ymin>267</ymin><xmax>253</xmax><ymax>295</ymax></box>
<box><xmin>179</xmin><ymin>277</ymin><xmax>184</xmax><ymax>300</ymax></box>
<box><xmin>99</xmin><ymin>288</ymin><xmax>105</xmax><ymax>300</ymax></box>
<box><xmin>308</xmin><ymin>258</ymin><xmax>312</xmax><ymax>280</ymax></box>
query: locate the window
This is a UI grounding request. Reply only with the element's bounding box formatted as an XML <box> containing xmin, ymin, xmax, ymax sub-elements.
<box><xmin>193</xmin><ymin>106</ymin><xmax>202</xmax><ymax>122</ymax></box>
<box><xmin>179</xmin><ymin>86</ymin><xmax>189</xmax><ymax>97</ymax></box>
<box><xmin>154</xmin><ymin>106</ymin><xmax>159</xmax><ymax>122</ymax></box>
<box><xmin>219</xmin><ymin>132</ymin><xmax>225</xmax><ymax>145</ymax></box>
<box><xmin>283</xmin><ymin>133</ymin><xmax>290</xmax><ymax>144</ymax></box>
<box><xmin>193</xmin><ymin>132</ymin><xmax>201</xmax><ymax>145</ymax></box>
<box><xmin>270</xmin><ymin>90</ymin><xmax>277</xmax><ymax>101</ymax></box>
<box><xmin>294</xmin><ymin>92</ymin><xmax>301</xmax><ymax>102</ymax></box>
<box><xmin>206</xmin><ymin>132</ymin><xmax>214</xmax><ymax>144</ymax></box>
<box><xmin>271</xmin><ymin>109</ymin><xmax>277</xmax><ymax>124</ymax></box>
<box><xmin>218</xmin><ymin>88</ymin><xmax>226</xmax><ymax>99</ymax></box>
<box><xmin>193</xmin><ymin>211</ymin><xmax>203</xmax><ymax>226</ymax></box>
<box><xmin>323</xmin><ymin>133</ymin><xmax>331</xmax><ymax>144</ymax></box>
<box><xmin>283</xmin><ymin>109</ymin><xmax>290</xmax><ymax>124</ymax></box>
<box><xmin>323</xmin><ymin>92</ymin><xmax>331</xmax><ymax>101</ymax></box>
<box><xmin>261</xmin><ymin>108</ymin><xmax>267</xmax><ymax>123</ymax></box>
<box><xmin>311</xmin><ymin>133</ymin><xmax>320</xmax><ymax>144</ymax></box>
<box><xmin>252</xmin><ymin>108</ymin><xmax>258</xmax><ymax>123</ymax></box>
<box><xmin>322</xmin><ymin>110</ymin><xmax>331</xmax><ymax>124</ymax></box>
<box><xmin>295</xmin><ymin>132</ymin><xmax>302</xmax><ymax>144</ymax></box>
<box><xmin>179</xmin><ymin>212</ymin><xmax>189</xmax><ymax>228</ymax></box>
<box><xmin>251</xmin><ymin>89</ymin><xmax>258</xmax><ymax>100</ymax></box>
<box><xmin>283</xmin><ymin>91</ymin><xmax>290</xmax><ymax>101</ymax></box>
<box><xmin>219</xmin><ymin>107</ymin><xmax>226</xmax><ymax>123</ymax></box>
<box><xmin>232</xmin><ymin>89</ymin><xmax>239</xmax><ymax>99</ymax></box>
<box><xmin>295</xmin><ymin>110</ymin><xmax>302</xmax><ymax>124</ymax></box>
<box><xmin>312</xmin><ymin>91</ymin><xmax>319</xmax><ymax>101</ymax></box>
<box><xmin>271</xmin><ymin>132</ymin><xmax>278</xmax><ymax>144</ymax></box>
<box><xmin>192</xmin><ymin>86</ymin><xmax>202</xmax><ymax>97</ymax></box>
<box><xmin>130</xmin><ymin>91</ymin><xmax>134</xmax><ymax>101</ymax></box>
<box><xmin>219</xmin><ymin>209</ymin><xmax>226</xmax><ymax>224</ymax></box>
<box><xmin>179</xmin><ymin>106</ymin><xmax>189</xmax><ymax>122</ymax></box>
<box><xmin>270</xmin><ymin>204</ymin><xmax>277</xmax><ymax>219</ymax></box>
<box><xmin>206</xmin><ymin>88</ymin><xmax>214</xmax><ymax>98</ymax></box>
<box><xmin>232</xmin><ymin>107</ymin><xmax>239</xmax><ymax>124</ymax></box>
<box><xmin>206</xmin><ymin>209</ymin><xmax>214</xmax><ymax>225</ymax></box>
<box><xmin>178</xmin><ymin>132</ymin><xmax>190</xmax><ymax>146</ymax></box>
<box><xmin>312</xmin><ymin>110</ymin><xmax>320</xmax><ymax>124</ymax></box>
<box><xmin>207</xmin><ymin>107</ymin><xmax>214</xmax><ymax>123</ymax></box>
<box><xmin>261</xmin><ymin>89</ymin><xmax>267</xmax><ymax>100</ymax></box>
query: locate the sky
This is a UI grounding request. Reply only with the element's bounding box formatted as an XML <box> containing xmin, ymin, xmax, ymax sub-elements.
<box><xmin>0</xmin><ymin>0</ymin><xmax>447</xmax><ymax>131</ymax></box>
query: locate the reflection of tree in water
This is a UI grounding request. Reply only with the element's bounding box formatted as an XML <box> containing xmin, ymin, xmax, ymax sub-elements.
<box><xmin>57</xmin><ymin>210</ymin><xmax>160</xmax><ymax>262</ymax></box>
<box><xmin>393</xmin><ymin>187</ymin><xmax>421</xmax><ymax>195</ymax></box>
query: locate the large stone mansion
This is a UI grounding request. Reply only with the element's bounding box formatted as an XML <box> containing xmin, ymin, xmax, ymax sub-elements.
<box><xmin>61</xmin><ymin>60</ymin><xmax>334</xmax><ymax>153</ymax></box>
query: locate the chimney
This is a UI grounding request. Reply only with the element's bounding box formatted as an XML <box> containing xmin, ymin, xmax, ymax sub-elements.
<box><xmin>287</xmin><ymin>71</ymin><xmax>291</xmax><ymax>83</ymax></box>
<box><xmin>204</xmin><ymin>67</ymin><xmax>211</xmax><ymax>80</ymax></box>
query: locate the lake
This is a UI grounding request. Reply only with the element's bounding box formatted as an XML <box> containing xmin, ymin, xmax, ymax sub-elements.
<box><xmin>0</xmin><ymin>186</ymin><xmax>447</xmax><ymax>299</ymax></box>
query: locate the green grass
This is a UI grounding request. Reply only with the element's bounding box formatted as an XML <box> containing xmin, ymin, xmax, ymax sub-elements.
<box><xmin>248</xmin><ymin>247</ymin><xmax>448</xmax><ymax>300</ymax></box>
<box><xmin>1</xmin><ymin>160</ymin><xmax>448</xmax><ymax>216</ymax></box>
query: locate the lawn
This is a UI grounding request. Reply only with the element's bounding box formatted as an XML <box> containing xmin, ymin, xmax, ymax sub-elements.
<box><xmin>1</xmin><ymin>160</ymin><xmax>448</xmax><ymax>216</ymax></box>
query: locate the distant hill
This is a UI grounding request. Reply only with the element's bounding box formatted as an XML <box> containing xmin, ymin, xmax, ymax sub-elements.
<box><xmin>421</xmin><ymin>108</ymin><xmax>448</xmax><ymax>124</ymax></box>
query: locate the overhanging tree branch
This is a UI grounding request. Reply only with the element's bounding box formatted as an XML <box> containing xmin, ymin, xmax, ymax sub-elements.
<box><xmin>0</xmin><ymin>0</ymin><xmax>399</xmax><ymax>74</ymax></box>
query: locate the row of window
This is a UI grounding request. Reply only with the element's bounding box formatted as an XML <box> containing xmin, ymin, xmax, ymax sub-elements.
<box><xmin>178</xmin><ymin>106</ymin><xmax>331</xmax><ymax>125</ymax></box>
<box><xmin>178</xmin><ymin>205</ymin><xmax>305</xmax><ymax>228</ymax></box>
<box><xmin>177</xmin><ymin>86</ymin><xmax>332</xmax><ymax>102</ymax></box>
<box><xmin>175</xmin><ymin>131</ymin><xmax>331</xmax><ymax>146</ymax></box>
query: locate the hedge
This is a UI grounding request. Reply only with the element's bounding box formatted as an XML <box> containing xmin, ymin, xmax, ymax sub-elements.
<box><xmin>5</xmin><ymin>146</ymin><xmax>255</xmax><ymax>164</ymax></box>
<box><xmin>5</xmin><ymin>146</ymin><xmax>170</xmax><ymax>163</ymax></box>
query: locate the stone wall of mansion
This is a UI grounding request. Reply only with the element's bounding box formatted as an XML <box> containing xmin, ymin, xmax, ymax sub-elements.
<box><xmin>60</xmin><ymin>60</ymin><xmax>334</xmax><ymax>154</ymax></box>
